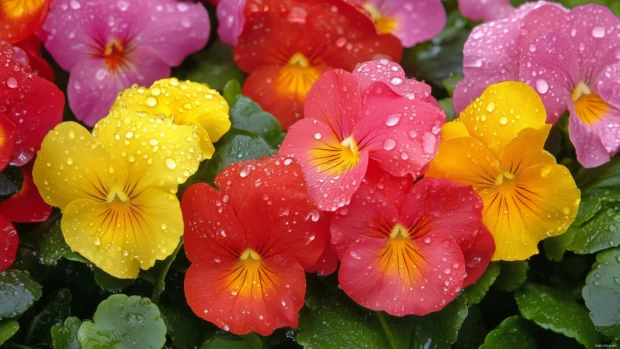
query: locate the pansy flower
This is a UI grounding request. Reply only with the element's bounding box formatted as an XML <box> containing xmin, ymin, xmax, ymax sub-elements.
<box><xmin>234</xmin><ymin>0</ymin><xmax>402</xmax><ymax>129</ymax></box>
<box><xmin>112</xmin><ymin>78</ymin><xmax>231</xmax><ymax>159</ymax></box>
<box><xmin>428</xmin><ymin>82</ymin><xmax>580</xmax><ymax>261</ymax></box>
<box><xmin>519</xmin><ymin>4</ymin><xmax>620</xmax><ymax>167</ymax></box>
<box><xmin>332</xmin><ymin>163</ymin><xmax>494</xmax><ymax>316</ymax></box>
<box><xmin>33</xmin><ymin>109</ymin><xmax>203</xmax><ymax>278</ymax></box>
<box><xmin>0</xmin><ymin>0</ymin><xmax>51</xmax><ymax>44</ymax></box>
<box><xmin>1</xmin><ymin>41</ymin><xmax>64</xmax><ymax>166</ymax></box>
<box><xmin>281</xmin><ymin>61</ymin><xmax>445</xmax><ymax>211</ymax></box>
<box><xmin>39</xmin><ymin>0</ymin><xmax>210</xmax><ymax>126</ymax></box>
<box><xmin>182</xmin><ymin>155</ymin><xmax>325</xmax><ymax>335</ymax></box>
<box><xmin>458</xmin><ymin>0</ymin><xmax>514</xmax><ymax>22</ymax></box>
<box><xmin>353</xmin><ymin>0</ymin><xmax>446</xmax><ymax>47</ymax></box>
<box><xmin>216</xmin><ymin>0</ymin><xmax>246</xmax><ymax>46</ymax></box>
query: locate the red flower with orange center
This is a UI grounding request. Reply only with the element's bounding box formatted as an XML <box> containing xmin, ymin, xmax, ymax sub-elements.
<box><xmin>182</xmin><ymin>155</ymin><xmax>325</xmax><ymax>335</ymax></box>
<box><xmin>234</xmin><ymin>0</ymin><xmax>402</xmax><ymax>129</ymax></box>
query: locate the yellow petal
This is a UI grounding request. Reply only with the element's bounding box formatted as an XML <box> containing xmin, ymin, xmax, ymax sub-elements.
<box><xmin>481</xmin><ymin>163</ymin><xmax>580</xmax><ymax>261</ymax></box>
<box><xmin>459</xmin><ymin>81</ymin><xmax>547</xmax><ymax>157</ymax></box>
<box><xmin>426</xmin><ymin>136</ymin><xmax>502</xmax><ymax>188</ymax></box>
<box><xmin>440</xmin><ymin>121</ymin><xmax>470</xmax><ymax>141</ymax></box>
<box><xmin>92</xmin><ymin>107</ymin><xmax>202</xmax><ymax>194</ymax></box>
<box><xmin>112</xmin><ymin>78</ymin><xmax>231</xmax><ymax>158</ymax></box>
<box><xmin>61</xmin><ymin>188</ymin><xmax>183</xmax><ymax>279</ymax></box>
<box><xmin>500</xmin><ymin>125</ymin><xmax>555</xmax><ymax>177</ymax></box>
<box><xmin>33</xmin><ymin>122</ymin><xmax>113</xmax><ymax>211</ymax></box>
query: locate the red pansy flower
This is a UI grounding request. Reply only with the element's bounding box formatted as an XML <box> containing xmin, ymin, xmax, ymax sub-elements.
<box><xmin>331</xmin><ymin>164</ymin><xmax>495</xmax><ymax>316</ymax></box>
<box><xmin>182</xmin><ymin>155</ymin><xmax>325</xmax><ymax>335</ymax></box>
<box><xmin>234</xmin><ymin>0</ymin><xmax>402</xmax><ymax>129</ymax></box>
<box><xmin>0</xmin><ymin>0</ymin><xmax>51</xmax><ymax>44</ymax></box>
<box><xmin>280</xmin><ymin>61</ymin><xmax>445</xmax><ymax>211</ymax></box>
<box><xmin>1</xmin><ymin>40</ymin><xmax>64</xmax><ymax>166</ymax></box>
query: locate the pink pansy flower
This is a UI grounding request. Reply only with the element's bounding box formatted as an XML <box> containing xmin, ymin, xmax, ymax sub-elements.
<box><xmin>458</xmin><ymin>0</ymin><xmax>514</xmax><ymax>22</ymax></box>
<box><xmin>353</xmin><ymin>0</ymin><xmax>446</xmax><ymax>47</ymax></box>
<box><xmin>39</xmin><ymin>0</ymin><xmax>210</xmax><ymax>126</ymax></box>
<box><xmin>454</xmin><ymin>1</ymin><xmax>567</xmax><ymax>114</ymax></box>
<box><xmin>280</xmin><ymin>60</ymin><xmax>445</xmax><ymax>211</ymax></box>
<box><xmin>520</xmin><ymin>4</ymin><xmax>620</xmax><ymax>167</ymax></box>
<box><xmin>216</xmin><ymin>0</ymin><xmax>245</xmax><ymax>46</ymax></box>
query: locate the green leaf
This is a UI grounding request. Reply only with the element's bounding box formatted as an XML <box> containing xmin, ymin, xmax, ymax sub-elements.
<box><xmin>0</xmin><ymin>270</ymin><xmax>42</xmax><ymax>320</ymax></box>
<box><xmin>52</xmin><ymin>317</ymin><xmax>82</xmax><ymax>349</ymax></box>
<box><xmin>438</xmin><ymin>98</ymin><xmax>456</xmax><ymax>122</ymax></box>
<box><xmin>515</xmin><ymin>283</ymin><xmax>601</xmax><ymax>348</ymax></box>
<box><xmin>409</xmin><ymin>295</ymin><xmax>469</xmax><ymax>349</ymax></box>
<box><xmin>78</xmin><ymin>295</ymin><xmax>166</xmax><ymax>349</ymax></box>
<box><xmin>159</xmin><ymin>304</ymin><xmax>204</xmax><ymax>349</ymax></box>
<box><xmin>454</xmin><ymin>306</ymin><xmax>487</xmax><ymax>349</ymax></box>
<box><xmin>223</xmin><ymin>80</ymin><xmax>241</xmax><ymax>106</ymax></box>
<box><xmin>201</xmin><ymin>337</ymin><xmax>261</xmax><ymax>349</ymax></box>
<box><xmin>229</xmin><ymin>96</ymin><xmax>286</xmax><ymax>149</ymax></box>
<box><xmin>565</xmin><ymin>203</ymin><xmax>620</xmax><ymax>255</ymax></box>
<box><xmin>575</xmin><ymin>155</ymin><xmax>620</xmax><ymax>191</ymax></box>
<box><xmin>461</xmin><ymin>263</ymin><xmax>500</xmax><ymax>306</ymax></box>
<box><xmin>479</xmin><ymin>316</ymin><xmax>538</xmax><ymax>349</ymax></box>
<box><xmin>92</xmin><ymin>267</ymin><xmax>134</xmax><ymax>291</ymax></box>
<box><xmin>35</xmin><ymin>216</ymin><xmax>87</xmax><ymax>265</ymax></box>
<box><xmin>0</xmin><ymin>320</ymin><xmax>19</xmax><ymax>345</ymax></box>
<box><xmin>583</xmin><ymin>247</ymin><xmax>620</xmax><ymax>337</ymax></box>
<box><xmin>442</xmin><ymin>73</ymin><xmax>462</xmax><ymax>97</ymax></box>
<box><xmin>493</xmin><ymin>261</ymin><xmax>529</xmax><ymax>292</ymax></box>
<box><xmin>24</xmin><ymin>288</ymin><xmax>72</xmax><ymax>345</ymax></box>
<box><xmin>152</xmin><ymin>240</ymin><xmax>183</xmax><ymax>303</ymax></box>
<box><xmin>184</xmin><ymin>41</ymin><xmax>246</xmax><ymax>91</ymax></box>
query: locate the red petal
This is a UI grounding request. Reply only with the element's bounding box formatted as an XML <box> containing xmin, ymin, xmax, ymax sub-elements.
<box><xmin>0</xmin><ymin>215</ymin><xmax>18</xmax><ymax>272</ymax></box>
<box><xmin>0</xmin><ymin>0</ymin><xmax>51</xmax><ymax>44</ymax></box>
<box><xmin>181</xmin><ymin>183</ymin><xmax>247</xmax><ymax>263</ymax></box>
<box><xmin>14</xmin><ymin>36</ymin><xmax>54</xmax><ymax>81</ymax></box>
<box><xmin>0</xmin><ymin>161</ymin><xmax>51</xmax><ymax>222</ymax></box>
<box><xmin>185</xmin><ymin>254</ymin><xmax>306</xmax><ymax>335</ymax></box>
<box><xmin>306</xmin><ymin>213</ymin><xmax>339</xmax><ymax>276</ymax></box>
<box><xmin>0</xmin><ymin>112</ymin><xmax>17</xmax><ymax>171</ymax></box>
<box><xmin>338</xmin><ymin>233</ymin><xmax>465</xmax><ymax>316</ymax></box>
<box><xmin>237</xmin><ymin>186</ymin><xmax>325</xmax><ymax>269</ymax></box>
<box><xmin>462</xmin><ymin>226</ymin><xmax>495</xmax><ymax>287</ymax></box>
<box><xmin>214</xmin><ymin>155</ymin><xmax>309</xmax><ymax>215</ymax></box>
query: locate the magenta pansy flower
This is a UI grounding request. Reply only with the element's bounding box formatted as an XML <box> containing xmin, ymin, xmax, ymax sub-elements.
<box><xmin>458</xmin><ymin>0</ymin><xmax>514</xmax><ymax>22</ymax></box>
<box><xmin>520</xmin><ymin>5</ymin><xmax>620</xmax><ymax>167</ymax></box>
<box><xmin>216</xmin><ymin>0</ymin><xmax>245</xmax><ymax>46</ymax></box>
<box><xmin>353</xmin><ymin>0</ymin><xmax>446</xmax><ymax>47</ymax></box>
<box><xmin>39</xmin><ymin>0</ymin><xmax>210</xmax><ymax>126</ymax></box>
<box><xmin>280</xmin><ymin>60</ymin><xmax>445</xmax><ymax>211</ymax></box>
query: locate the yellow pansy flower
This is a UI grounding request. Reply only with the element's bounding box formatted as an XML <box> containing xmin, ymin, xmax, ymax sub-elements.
<box><xmin>427</xmin><ymin>82</ymin><xmax>580</xmax><ymax>261</ymax></box>
<box><xmin>112</xmin><ymin>78</ymin><xmax>231</xmax><ymax>159</ymax></box>
<box><xmin>33</xmin><ymin>108</ymin><xmax>203</xmax><ymax>278</ymax></box>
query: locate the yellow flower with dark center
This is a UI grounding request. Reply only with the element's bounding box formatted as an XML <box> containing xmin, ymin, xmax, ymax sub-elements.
<box><xmin>427</xmin><ymin>82</ymin><xmax>580</xmax><ymax>261</ymax></box>
<box><xmin>33</xmin><ymin>108</ymin><xmax>202</xmax><ymax>278</ymax></box>
<box><xmin>112</xmin><ymin>78</ymin><xmax>231</xmax><ymax>159</ymax></box>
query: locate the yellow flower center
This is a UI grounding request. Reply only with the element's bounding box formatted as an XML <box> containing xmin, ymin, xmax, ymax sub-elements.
<box><xmin>277</xmin><ymin>52</ymin><xmax>320</xmax><ymax>99</ymax></box>
<box><xmin>389</xmin><ymin>223</ymin><xmax>410</xmax><ymax>239</ymax></box>
<box><xmin>1</xmin><ymin>0</ymin><xmax>44</xmax><ymax>18</ymax></box>
<box><xmin>240</xmin><ymin>248</ymin><xmax>262</xmax><ymax>261</ymax></box>
<box><xmin>362</xmin><ymin>2</ymin><xmax>398</xmax><ymax>35</ymax></box>
<box><xmin>310</xmin><ymin>135</ymin><xmax>361</xmax><ymax>175</ymax></box>
<box><xmin>102</xmin><ymin>39</ymin><xmax>129</xmax><ymax>71</ymax></box>
<box><xmin>571</xmin><ymin>81</ymin><xmax>609</xmax><ymax>125</ymax></box>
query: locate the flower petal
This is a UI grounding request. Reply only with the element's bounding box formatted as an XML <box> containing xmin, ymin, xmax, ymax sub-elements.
<box><xmin>0</xmin><ymin>0</ymin><xmax>51</xmax><ymax>44</ymax></box>
<box><xmin>33</xmin><ymin>122</ymin><xmax>113</xmax><ymax>211</ymax></box>
<box><xmin>67</xmin><ymin>47</ymin><xmax>171</xmax><ymax>126</ymax></box>
<box><xmin>459</xmin><ymin>82</ymin><xmax>547</xmax><ymax>157</ymax></box>
<box><xmin>307</xmin><ymin>215</ymin><xmax>339</xmax><ymax>276</ymax></box>
<box><xmin>281</xmin><ymin>118</ymin><xmax>369</xmax><ymax>211</ymax></box>
<box><xmin>0</xmin><ymin>113</ymin><xmax>17</xmax><ymax>171</ymax></box>
<box><xmin>185</xmin><ymin>254</ymin><xmax>306</xmax><ymax>335</ymax></box>
<box><xmin>380</xmin><ymin>0</ymin><xmax>446</xmax><ymax>47</ymax></box>
<box><xmin>499</xmin><ymin>125</ymin><xmax>555</xmax><ymax>177</ymax></box>
<box><xmin>216</xmin><ymin>0</ymin><xmax>246</xmax><ymax>46</ymax></box>
<box><xmin>462</xmin><ymin>226</ymin><xmax>494</xmax><ymax>287</ymax></box>
<box><xmin>62</xmin><ymin>187</ymin><xmax>183</xmax><ymax>279</ymax></box>
<box><xmin>181</xmin><ymin>183</ymin><xmax>247</xmax><ymax>263</ymax></box>
<box><xmin>0</xmin><ymin>162</ymin><xmax>52</xmax><ymax>223</ymax></box>
<box><xmin>458</xmin><ymin>0</ymin><xmax>514</xmax><ymax>21</ymax></box>
<box><xmin>568</xmin><ymin>105</ymin><xmax>612</xmax><ymax>168</ymax></box>
<box><xmin>339</xmin><ymin>233</ymin><xmax>465</xmax><ymax>316</ymax></box>
<box><xmin>0</xmin><ymin>216</ymin><xmax>18</xmax><ymax>272</ymax></box>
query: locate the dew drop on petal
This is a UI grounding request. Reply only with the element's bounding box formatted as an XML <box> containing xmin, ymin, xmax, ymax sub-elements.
<box><xmin>383</xmin><ymin>138</ymin><xmax>396</xmax><ymax>151</ymax></box>
<box><xmin>535</xmin><ymin>79</ymin><xmax>549</xmax><ymax>94</ymax></box>
<box><xmin>165</xmin><ymin>158</ymin><xmax>177</xmax><ymax>169</ymax></box>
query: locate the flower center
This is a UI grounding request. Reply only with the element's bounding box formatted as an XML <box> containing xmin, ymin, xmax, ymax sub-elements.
<box><xmin>1</xmin><ymin>0</ymin><xmax>45</xmax><ymax>18</ymax></box>
<box><xmin>310</xmin><ymin>135</ymin><xmax>361</xmax><ymax>175</ymax></box>
<box><xmin>571</xmin><ymin>81</ymin><xmax>609</xmax><ymax>125</ymax></box>
<box><xmin>288</xmin><ymin>52</ymin><xmax>310</xmax><ymax>68</ymax></box>
<box><xmin>389</xmin><ymin>223</ymin><xmax>410</xmax><ymax>239</ymax></box>
<box><xmin>103</xmin><ymin>39</ymin><xmax>128</xmax><ymax>70</ymax></box>
<box><xmin>277</xmin><ymin>52</ymin><xmax>320</xmax><ymax>100</ymax></box>
<box><xmin>361</xmin><ymin>2</ymin><xmax>398</xmax><ymax>35</ymax></box>
<box><xmin>240</xmin><ymin>248</ymin><xmax>262</xmax><ymax>261</ymax></box>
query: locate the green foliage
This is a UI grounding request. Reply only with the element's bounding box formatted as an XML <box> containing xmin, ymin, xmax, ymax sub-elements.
<box><xmin>0</xmin><ymin>320</ymin><xmax>19</xmax><ymax>345</ymax></box>
<box><xmin>494</xmin><ymin>261</ymin><xmax>529</xmax><ymax>292</ymax></box>
<box><xmin>78</xmin><ymin>295</ymin><xmax>167</xmax><ymax>349</ymax></box>
<box><xmin>461</xmin><ymin>263</ymin><xmax>500</xmax><ymax>306</ymax></box>
<box><xmin>479</xmin><ymin>316</ymin><xmax>538</xmax><ymax>349</ymax></box>
<box><xmin>0</xmin><ymin>270</ymin><xmax>42</xmax><ymax>320</ymax></box>
<box><xmin>51</xmin><ymin>317</ymin><xmax>82</xmax><ymax>349</ymax></box>
<box><xmin>583</xmin><ymin>247</ymin><xmax>620</xmax><ymax>337</ymax></box>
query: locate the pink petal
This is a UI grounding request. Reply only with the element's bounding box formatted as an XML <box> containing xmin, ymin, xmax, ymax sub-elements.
<box><xmin>598</xmin><ymin>62</ymin><xmax>620</xmax><ymax>110</ymax></box>
<box><xmin>568</xmin><ymin>104</ymin><xmax>610</xmax><ymax>168</ymax></box>
<box><xmin>376</xmin><ymin>0</ymin><xmax>447</xmax><ymax>47</ymax></box>
<box><xmin>280</xmin><ymin>119</ymin><xmax>370</xmax><ymax>212</ymax></box>
<box><xmin>519</xmin><ymin>32</ymin><xmax>578</xmax><ymax>124</ymax></box>
<box><xmin>517</xmin><ymin>4</ymin><xmax>568</xmax><ymax>53</ymax></box>
<box><xmin>354</xmin><ymin>82</ymin><xmax>445</xmax><ymax>178</ymax></box>
<box><xmin>453</xmin><ymin>78</ymin><xmax>486</xmax><ymax>116</ymax></box>
<box><xmin>67</xmin><ymin>46</ymin><xmax>170</xmax><ymax>126</ymax></box>
<box><xmin>353</xmin><ymin>59</ymin><xmax>436</xmax><ymax>105</ymax></box>
<box><xmin>458</xmin><ymin>0</ymin><xmax>514</xmax><ymax>22</ymax></box>
<box><xmin>217</xmin><ymin>0</ymin><xmax>246</xmax><ymax>46</ymax></box>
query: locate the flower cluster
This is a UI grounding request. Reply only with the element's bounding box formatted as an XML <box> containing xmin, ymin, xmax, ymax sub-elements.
<box><xmin>456</xmin><ymin>2</ymin><xmax>620</xmax><ymax>168</ymax></box>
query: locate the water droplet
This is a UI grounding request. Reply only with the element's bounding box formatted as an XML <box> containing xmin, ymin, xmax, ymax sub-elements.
<box><xmin>499</xmin><ymin>116</ymin><xmax>508</xmax><ymax>125</ymax></box>
<box><xmin>592</xmin><ymin>26</ymin><xmax>606</xmax><ymax>38</ymax></box>
<box><xmin>6</xmin><ymin>77</ymin><xmax>17</xmax><ymax>89</ymax></box>
<box><xmin>314</xmin><ymin>133</ymin><xmax>322</xmax><ymax>140</ymax></box>
<box><xmin>385</xmin><ymin>114</ymin><xmax>401</xmax><ymax>127</ymax></box>
<box><xmin>535</xmin><ymin>79</ymin><xmax>549</xmax><ymax>94</ymax></box>
<box><xmin>486</xmin><ymin>102</ymin><xmax>496</xmax><ymax>112</ymax></box>
<box><xmin>145</xmin><ymin>96</ymin><xmax>158</xmax><ymax>107</ymax></box>
<box><xmin>383</xmin><ymin>138</ymin><xmax>396</xmax><ymax>151</ymax></box>
<box><xmin>165</xmin><ymin>158</ymin><xmax>177</xmax><ymax>169</ymax></box>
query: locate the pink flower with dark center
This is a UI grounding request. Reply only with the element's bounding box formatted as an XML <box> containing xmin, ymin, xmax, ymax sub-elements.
<box><xmin>39</xmin><ymin>0</ymin><xmax>210</xmax><ymax>126</ymax></box>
